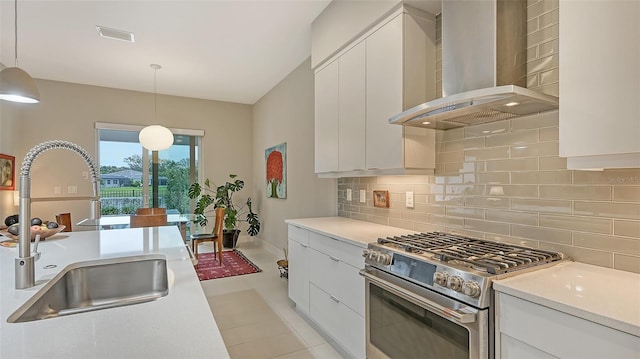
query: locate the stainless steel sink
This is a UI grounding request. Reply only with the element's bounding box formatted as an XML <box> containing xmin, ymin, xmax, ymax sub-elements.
<box><xmin>8</xmin><ymin>254</ymin><xmax>169</xmax><ymax>323</ymax></box>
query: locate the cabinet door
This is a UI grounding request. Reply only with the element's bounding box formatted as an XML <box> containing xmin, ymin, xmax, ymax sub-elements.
<box><xmin>365</xmin><ymin>14</ymin><xmax>405</xmax><ymax>170</ymax></box>
<box><xmin>310</xmin><ymin>284</ymin><xmax>366</xmax><ymax>359</ymax></box>
<box><xmin>339</xmin><ymin>41</ymin><xmax>367</xmax><ymax>171</ymax></box>
<box><xmin>314</xmin><ymin>60</ymin><xmax>340</xmax><ymax>173</ymax></box>
<box><xmin>288</xmin><ymin>237</ymin><xmax>310</xmax><ymax>314</ymax></box>
<box><xmin>496</xmin><ymin>292</ymin><xmax>640</xmax><ymax>358</ymax></box>
<box><xmin>559</xmin><ymin>1</ymin><xmax>640</xmax><ymax>169</ymax></box>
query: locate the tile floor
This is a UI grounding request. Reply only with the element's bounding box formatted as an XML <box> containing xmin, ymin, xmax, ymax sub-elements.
<box><xmin>198</xmin><ymin>238</ymin><xmax>345</xmax><ymax>359</ymax></box>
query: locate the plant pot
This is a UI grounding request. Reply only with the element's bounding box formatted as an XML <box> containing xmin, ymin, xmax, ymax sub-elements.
<box><xmin>223</xmin><ymin>229</ymin><xmax>240</xmax><ymax>249</ymax></box>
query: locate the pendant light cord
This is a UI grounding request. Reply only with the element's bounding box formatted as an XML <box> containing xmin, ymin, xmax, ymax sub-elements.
<box><xmin>14</xmin><ymin>0</ymin><xmax>18</xmax><ymax>66</ymax></box>
<box><xmin>154</xmin><ymin>66</ymin><xmax>157</xmax><ymax>119</ymax></box>
<box><xmin>150</xmin><ymin>63</ymin><xmax>161</xmax><ymax>121</ymax></box>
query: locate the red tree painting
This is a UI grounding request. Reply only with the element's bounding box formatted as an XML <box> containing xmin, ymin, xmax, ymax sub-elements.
<box><xmin>266</xmin><ymin>143</ymin><xmax>286</xmax><ymax>198</ymax></box>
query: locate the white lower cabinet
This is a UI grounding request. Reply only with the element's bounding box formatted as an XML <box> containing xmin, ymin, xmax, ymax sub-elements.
<box><xmin>496</xmin><ymin>292</ymin><xmax>640</xmax><ymax>359</ymax></box>
<box><xmin>288</xmin><ymin>225</ymin><xmax>310</xmax><ymax>314</ymax></box>
<box><xmin>287</xmin><ymin>225</ymin><xmax>366</xmax><ymax>359</ymax></box>
<box><xmin>310</xmin><ymin>284</ymin><xmax>365</xmax><ymax>359</ymax></box>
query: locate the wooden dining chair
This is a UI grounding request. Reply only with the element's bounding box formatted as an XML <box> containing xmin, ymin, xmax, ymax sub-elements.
<box><xmin>55</xmin><ymin>213</ymin><xmax>72</xmax><ymax>232</ymax></box>
<box><xmin>191</xmin><ymin>207</ymin><xmax>225</xmax><ymax>265</ymax></box>
<box><xmin>129</xmin><ymin>214</ymin><xmax>168</xmax><ymax>228</ymax></box>
<box><xmin>136</xmin><ymin>207</ymin><xmax>167</xmax><ymax>215</ymax></box>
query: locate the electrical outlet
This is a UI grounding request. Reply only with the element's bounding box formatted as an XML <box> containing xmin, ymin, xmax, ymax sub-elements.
<box><xmin>67</xmin><ymin>186</ymin><xmax>78</xmax><ymax>194</ymax></box>
<box><xmin>359</xmin><ymin>190</ymin><xmax>366</xmax><ymax>203</ymax></box>
<box><xmin>346</xmin><ymin>188</ymin><xmax>352</xmax><ymax>201</ymax></box>
<box><xmin>406</xmin><ymin>191</ymin><xmax>414</xmax><ymax>208</ymax></box>
<box><xmin>81</xmin><ymin>171</ymin><xmax>89</xmax><ymax>179</ymax></box>
<box><xmin>54</xmin><ymin>186</ymin><xmax>61</xmax><ymax>195</ymax></box>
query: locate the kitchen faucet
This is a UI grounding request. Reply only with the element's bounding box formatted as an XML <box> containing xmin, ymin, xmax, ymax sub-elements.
<box><xmin>15</xmin><ymin>140</ymin><xmax>101</xmax><ymax>289</ymax></box>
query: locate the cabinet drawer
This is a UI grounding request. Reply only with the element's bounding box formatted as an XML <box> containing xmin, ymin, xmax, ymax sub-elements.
<box><xmin>310</xmin><ymin>284</ymin><xmax>365</xmax><ymax>359</ymax></box>
<box><xmin>309</xmin><ymin>232</ymin><xmax>364</xmax><ymax>269</ymax></box>
<box><xmin>308</xmin><ymin>248</ymin><xmax>365</xmax><ymax>316</ymax></box>
<box><xmin>288</xmin><ymin>225</ymin><xmax>309</xmax><ymax>246</ymax></box>
<box><xmin>497</xmin><ymin>293</ymin><xmax>640</xmax><ymax>358</ymax></box>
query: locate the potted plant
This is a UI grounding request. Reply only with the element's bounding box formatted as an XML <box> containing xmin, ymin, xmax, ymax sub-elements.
<box><xmin>188</xmin><ymin>174</ymin><xmax>260</xmax><ymax>248</ymax></box>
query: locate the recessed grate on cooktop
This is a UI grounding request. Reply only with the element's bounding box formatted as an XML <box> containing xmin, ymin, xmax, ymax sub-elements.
<box><xmin>378</xmin><ymin>232</ymin><xmax>563</xmax><ymax>275</ymax></box>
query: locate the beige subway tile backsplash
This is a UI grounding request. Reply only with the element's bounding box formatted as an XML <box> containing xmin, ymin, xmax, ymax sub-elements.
<box><xmin>540</xmin><ymin>185</ymin><xmax>611</xmax><ymax>201</ymax></box>
<box><xmin>574</xmin><ymin>201</ymin><xmax>640</xmax><ymax>220</ymax></box>
<box><xmin>614</xmin><ymin>220</ymin><xmax>640</xmax><ymax>238</ymax></box>
<box><xmin>614</xmin><ymin>186</ymin><xmax>640</xmax><ymax>202</ymax></box>
<box><xmin>511</xmin><ymin>224</ymin><xmax>572</xmax><ymax>245</ymax></box>
<box><xmin>511</xmin><ymin>198</ymin><xmax>572</xmax><ymax>214</ymax></box>
<box><xmin>573</xmin><ymin>232</ymin><xmax>640</xmax><ymax>256</ymax></box>
<box><xmin>613</xmin><ymin>254</ymin><xmax>640</xmax><ymax>274</ymax></box>
<box><xmin>337</xmin><ymin>1</ymin><xmax>637</xmax><ymax>273</ymax></box>
<box><xmin>540</xmin><ymin>214</ymin><xmax>612</xmax><ymax>234</ymax></box>
<box><xmin>486</xmin><ymin>129</ymin><xmax>538</xmax><ymax>147</ymax></box>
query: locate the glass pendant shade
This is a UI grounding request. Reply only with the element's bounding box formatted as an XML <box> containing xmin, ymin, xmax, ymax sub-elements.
<box><xmin>139</xmin><ymin>125</ymin><xmax>173</xmax><ymax>151</ymax></box>
<box><xmin>0</xmin><ymin>66</ymin><xmax>40</xmax><ymax>104</ymax></box>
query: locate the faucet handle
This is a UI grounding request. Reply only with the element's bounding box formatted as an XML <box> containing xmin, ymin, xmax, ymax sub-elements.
<box><xmin>32</xmin><ymin>234</ymin><xmax>41</xmax><ymax>261</ymax></box>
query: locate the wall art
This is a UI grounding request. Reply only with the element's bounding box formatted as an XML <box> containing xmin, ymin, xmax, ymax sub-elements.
<box><xmin>0</xmin><ymin>154</ymin><xmax>15</xmax><ymax>191</ymax></box>
<box><xmin>265</xmin><ymin>143</ymin><xmax>286</xmax><ymax>199</ymax></box>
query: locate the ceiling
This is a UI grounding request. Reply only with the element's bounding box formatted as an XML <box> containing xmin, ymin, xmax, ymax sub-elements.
<box><xmin>0</xmin><ymin>0</ymin><xmax>333</xmax><ymax>105</ymax></box>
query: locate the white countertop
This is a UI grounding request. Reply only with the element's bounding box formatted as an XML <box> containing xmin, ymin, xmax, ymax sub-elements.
<box><xmin>494</xmin><ymin>261</ymin><xmax>640</xmax><ymax>337</ymax></box>
<box><xmin>285</xmin><ymin>217</ymin><xmax>417</xmax><ymax>247</ymax></box>
<box><xmin>0</xmin><ymin>226</ymin><xmax>229</xmax><ymax>359</ymax></box>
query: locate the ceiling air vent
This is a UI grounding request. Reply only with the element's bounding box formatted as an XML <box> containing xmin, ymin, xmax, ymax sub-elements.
<box><xmin>96</xmin><ymin>25</ymin><xmax>135</xmax><ymax>43</ymax></box>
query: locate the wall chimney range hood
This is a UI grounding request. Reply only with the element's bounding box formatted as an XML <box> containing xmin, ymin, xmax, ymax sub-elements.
<box><xmin>390</xmin><ymin>0</ymin><xmax>558</xmax><ymax>130</ymax></box>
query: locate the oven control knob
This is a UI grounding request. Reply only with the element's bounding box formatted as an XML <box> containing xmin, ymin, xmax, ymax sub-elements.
<box><xmin>377</xmin><ymin>253</ymin><xmax>392</xmax><ymax>265</ymax></box>
<box><xmin>463</xmin><ymin>281</ymin><xmax>481</xmax><ymax>298</ymax></box>
<box><xmin>362</xmin><ymin>249</ymin><xmax>371</xmax><ymax>258</ymax></box>
<box><xmin>433</xmin><ymin>271</ymin><xmax>449</xmax><ymax>286</ymax></box>
<box><xmin>447</xmin><ymin>276</ymin><xmax>465</xmax><ymax>292</ymax></box>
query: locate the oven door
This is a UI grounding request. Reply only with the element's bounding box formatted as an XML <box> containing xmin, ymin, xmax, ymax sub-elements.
<box><xmin>360</xmin><ymin>266</ymin><xmax>489</xmax><ymax>359</ymax></box>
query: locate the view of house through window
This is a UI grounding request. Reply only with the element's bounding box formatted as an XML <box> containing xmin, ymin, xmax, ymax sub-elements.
<box><xmin>97</xmin><ymin>127</ymin><xmax>200</xmax><ymax>216</ymax></box>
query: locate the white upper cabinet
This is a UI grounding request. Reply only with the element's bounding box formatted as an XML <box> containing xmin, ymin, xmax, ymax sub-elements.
<box><xmin>314</xmin><ymin>59</ymin><xmax>339</xmax><ymax>173</ymax></box>
<box><xmin>338</xmin><ymin>40</ymin><xmax>366</xmax><ymax>172</ymax></box>
<box><xmin>313</xmin><ymin>5</ymin><xmax>437</xmax><ymax>176</ymax></box>
<box><xmin>559</xmin><ymin>1</ymin><xmax>640</xmax><ymax>169</ymax></box>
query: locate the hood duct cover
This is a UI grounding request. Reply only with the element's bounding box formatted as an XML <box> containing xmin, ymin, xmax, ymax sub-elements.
<box><xmin>391</xmin><ymin>0</ymin><xmax>558</xmax><ymax>129</ymax></box>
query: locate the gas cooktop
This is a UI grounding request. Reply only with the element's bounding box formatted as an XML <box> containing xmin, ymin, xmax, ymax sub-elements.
<box><xmin>364</xmin><ymin>232</ymin><xmax>566</xmax><ymax>308</ymax></box>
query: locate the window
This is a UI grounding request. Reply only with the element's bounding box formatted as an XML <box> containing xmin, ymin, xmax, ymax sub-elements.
<box><xmin>96</xmin><ymin>123</ymin><xmax>202</xmax><ymax>216</ymax></box>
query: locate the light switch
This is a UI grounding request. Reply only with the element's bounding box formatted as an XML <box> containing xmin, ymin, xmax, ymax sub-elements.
<box><xmin>406</xmin><ymin>191</ymin><xmax>414</xmax><ymax>208</ymax></box>
<box><xmin>359</xmin><ymin>190</ymin><xmax>366</xmax><ymax>203</ymax></box>
<box><xmin>54</xmin><ymin>186</ymin><xmax>61</xmax><ymax>195</ymax></box>
<box><xmin>346</xmin><ymin>188</ymin><xmax>352</xmax><ymax>201</ymax></box>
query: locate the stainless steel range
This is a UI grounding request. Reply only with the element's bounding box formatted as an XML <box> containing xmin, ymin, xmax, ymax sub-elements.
<box><xmin>360</xmin><ymin>232</ymin><xmax>566</xmax><ymax>359</ymax></box>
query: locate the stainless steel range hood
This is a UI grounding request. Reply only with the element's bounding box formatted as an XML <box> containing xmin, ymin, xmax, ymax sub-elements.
<box><xmin>390</xmin><ymin>0</ymin><xmax>558</xmax><ymax>130</ymax></box>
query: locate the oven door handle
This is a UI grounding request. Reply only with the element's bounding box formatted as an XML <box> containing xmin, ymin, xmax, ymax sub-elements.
<box><xmin>360</xmin><ymin>269</ymin><xmax>477</xmax><ymax>324</ymax></box>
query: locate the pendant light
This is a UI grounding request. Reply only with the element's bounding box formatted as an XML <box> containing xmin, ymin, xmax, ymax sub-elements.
<box><xmin>0</xmin><ymin>0</ymin><xmax>40</xmax><ymax>103</ymax></box>
<box><xmin>139</xmin><ymin>64</ymin><xmax>173</xmax><ymax>151</ymax></box>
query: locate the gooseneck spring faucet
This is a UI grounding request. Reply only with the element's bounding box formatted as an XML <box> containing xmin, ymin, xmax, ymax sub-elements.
<box><xmin>15</xmin><ymin>140</ymin><xmax>101</xmax><ymax>289</ymax></box>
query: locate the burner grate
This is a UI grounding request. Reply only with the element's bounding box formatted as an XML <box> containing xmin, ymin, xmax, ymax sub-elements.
<box><xmin>378</xmin><ymin>232</ymin><xmax>563</xmax><ymax>274</ymax></box>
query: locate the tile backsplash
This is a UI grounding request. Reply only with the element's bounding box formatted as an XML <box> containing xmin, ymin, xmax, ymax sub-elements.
<box><xmin>338</xmin><ymin>112</ymin><xmax>640</xmax><ymax>274</ymax></box>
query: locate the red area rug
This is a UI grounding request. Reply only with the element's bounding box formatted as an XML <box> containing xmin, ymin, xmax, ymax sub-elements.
<box><xmin>195</xmin><ymin>249</ymin><xmax>262</xmax><ymax>281</ymax></box>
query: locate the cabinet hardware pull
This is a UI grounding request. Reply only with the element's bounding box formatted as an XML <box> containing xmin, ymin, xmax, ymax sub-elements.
<box><xmin>330</xmin><ymin>295</ymin><xmax>340</xmax><ymax>303</ymax></box>
<box><xmin>329</xmin><ymin>256</ymin><xmax>340</xmax><ymax>262</ymax></box>
<box><xmin>300</xmin><ymin>243</ymin><xmax>308</xmax><ymax>248</ymax></box>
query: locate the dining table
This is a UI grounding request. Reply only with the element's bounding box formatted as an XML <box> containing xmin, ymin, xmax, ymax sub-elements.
<box><xmin>77</xmin><ymin>213</ymin><xmax>196</xmax><ymax>242</ymax></box>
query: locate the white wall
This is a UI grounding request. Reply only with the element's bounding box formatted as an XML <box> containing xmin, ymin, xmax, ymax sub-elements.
<box><xmin>252</xmin><ymin>58</ymin><xmax>337</xmax><ymax>252</ymax></box>
<box><xmin>0</xmin><ymin>79</ymin><xmax>253</xmax><ymax>228</ymax></box>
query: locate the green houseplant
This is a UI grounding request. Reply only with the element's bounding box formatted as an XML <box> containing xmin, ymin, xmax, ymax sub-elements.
<box><xmin>188</xmin><ymin>174</ymin><xmax>260</xmax><ymax>248</ymax></box>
